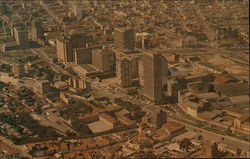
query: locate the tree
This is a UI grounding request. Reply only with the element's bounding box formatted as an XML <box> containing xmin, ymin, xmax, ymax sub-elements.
<box><xmin>179</xmin><ymin>138</ymin><xmax>192</xmax><ymax>152</ymax></box>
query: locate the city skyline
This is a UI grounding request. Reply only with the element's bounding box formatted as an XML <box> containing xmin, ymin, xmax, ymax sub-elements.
<box><xmin>0</xmin><ymin>0</ymin><xmax>249</xmax><ymax>158</ymax></box>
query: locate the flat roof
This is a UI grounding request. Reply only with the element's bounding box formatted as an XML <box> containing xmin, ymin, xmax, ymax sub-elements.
<box><xmin>185</xmin><ymin>73</ymin><xmax>210</xmax><ymax>80</ymax></box>
<box><xmin>88</xmin><ymin>120</ymin><xmax>113</xmax><ymax>133</ymax></box>
<box><xmin>229</xmin><ymin>95</ymin><xmax>249</xmax><ymax>104</ymax></box>
<box><xmin>99</xmin><ymin>113</ymin><xmax>117</xmax><ymax>124</ymax></box>
<box><xmin>224</xmin><ymin>107</ymin><xmax>248</xmax><ymax>116</ymax></box>
<box><xmin>214</xmin><ymin>83</ymin><xmax>249</xmax><ymax>97</ymax></box>
<box><xmin>163</xmin><ymin>121</ymin><xmax>185</xmax><ymax>132</ymax></box>
<box><xmin>197</xmin><ymin>92</ymin><xmax>220</xmax><ymax>99</ymax></box>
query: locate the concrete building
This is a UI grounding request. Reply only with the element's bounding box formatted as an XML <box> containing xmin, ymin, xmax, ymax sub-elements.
<box><xmin>150</xmin><ymin>110</ymin><xmax>167</xmax><ymax>129</ymax></box>
<box><xmin>117</xmin><ymin>58</ymin><xmax>133</xmax><ymax>88</ymax></box>
<box><xmin>114</xmin><ymin>27</ymin><xmax>135</xmax><ymax>51</ymax></box>
<box><xmin>13</xmin><ymin>27</ymin><xmax>29</xmax><ymax>49</ymax></box>
<box><xmin>167</xmin><ymin>79</ymin><xmax>182</xmax><ymax>103</ymax></box>
<box><xmin>74</xmin><ymin>48</ymin><xmax>92</xmax><ymax>64</ymax></box>
<box><xmin>56</xmin><ymin>38</ymin><xmax>73</xmax><ymax>62</ymax></box>
<box><xmin>35</xmin><ymin>80</ymin><xmax>51</xmax><ymax>95</ymax></box>
<box><xmin>31</xmin><ymin>20</ymin><xmax>43</xmax><ymax>41</ymax></box>
<box><xmin>143</xmin><ymin>51</ymin><xmax>168</xmax><ymax>105</ymax></box>
<box><xmin>56</xmin><ymin>33</ymin><xmax>93</xmax><ymax>62</ymax></box>
<box><xmin>12</xmin><ymin>63</ymin><xmax>25</xmax><ymax>77</ymax></box>
<box><xmin>214</xmin><ymin>83</ymin><xmax>249</xmax><ymax>97</ymax></box>
<box><xmin>78</xmin><ymin>79</ymin><xmax>91</xmax><ymax>91</ymax></box>
<box><xmin>99</xmin><ymin>113</ymin><xmax>120</xmax><ymax>129</ymax></box>
<box><xmin>163</xmin><ymin>121</ymin><xmax>185</xmax><ymax>137</ymax></box>
<box><xmin>68</xmin><ymin>78</ymin><xmax>91</xmax><ymax>92</ymax></box>
<box><xmin>131</xmin><ymin>57</ymin><xmax>139</xmax><ymax>79</ymax></box>
<box><xmin>92</xmin><ymin>46</ymin><xmax>115</xmax><ymax>72</ymax></box>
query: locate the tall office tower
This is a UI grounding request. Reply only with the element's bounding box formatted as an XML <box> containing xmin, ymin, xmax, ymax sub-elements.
<box><xmin>131</xmin><ymin>57</ymin><xmax>139</xmax><ymax>79</ymax></box>
<box><xmin>31</xmin><ymin>20</ymin><xmax>43</xmax><ymax>41</ymax></box>
<box><xmin>143</xmin><ymin>51</ymin><xmax>168</xmax><ymax>105</ymax></box>
<box><xmin>114</xmin><ymin>27</ymin><xmax>135</xmax><ymax>51</ymax></box>
<box><xmin>73</xmin><ymin>4</ymin><xmax>82</xmax><ymax>21</ymax></box>
<box><xmin>92</xmin><ymin>46</ymin><xmax>115</xmax><ymax>72</ymax></box>
<box><xmin>150</xmin><ymin>110</ymin><xmax>167</xmax><ymax>129</ymax></box>
<box><xmin>15</xmin><ymin>29</ymin><xmax>29</xmax><ymax>49</ymax></box>
<box><xmin>74</xmin><ymin>48</ymin><xmax>92</xmax><ymax>64</ymax></box>
<box><xmin>117</xmin><ymin>58</ymin><xmax>133</xmax><ymax>88</ymax></box>
<box><xmin>56</xmin><ymin>33</ymin><xmax>93</xmax><ymax>63</ymax></box>
<box><xmin>56</xmin><ymin>38</ymin><xmax>73</xmax><ymax>62</ymax></box>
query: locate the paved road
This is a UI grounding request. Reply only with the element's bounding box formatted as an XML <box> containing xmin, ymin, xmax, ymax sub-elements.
<box><xmin>31</xmin><ymin>47</ymin><xmax>249</xmax><ymax>147</ymax></box>
<box><xmin>30</xmin><ymin>48</ymin><xmax>70</xmax><ymax>75</ymax></box>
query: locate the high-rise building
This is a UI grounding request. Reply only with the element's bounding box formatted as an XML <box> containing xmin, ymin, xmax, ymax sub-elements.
<box><xmin>150</xmin><ymin>110</ymin><xmax>167</xmax><ymax>129</ymax></box>
<box><xmin>56</xmin><ymin>33</ymin><xmax>93</xmax><ymax>62</ymax></box>
<box><xmin>56</xmin><ymin>38</ymin><xmax>73</xmax><ymax>62</ymax></box>
<box><xmin>92</xmin><ymin>46</ymin><xmax>115</xmax><ymax>72</ymax></box>
<box><xmin>13</xmin><ymin>27</ymin><xmax>29</xmax><ymax>49</ymax></box>
<box><xmin>114</xmin><ymin>27</ymin><xmax>135</xmax><ymax>51</ymax></box>
<box><xmin>143</xmin><ymin>51</ymin><xmax>168</xmax><ymax>105</ymax></box>
<box><xmin>131</xmin><ymin>57</ymin><xmax>139</xmax><ymax>79</ymax></box>
<box><xmin>31</xmin><ymin>20</ymin><xmax>43</xmax><ymax>41</ymax></box>
<box><xmin>117</xmin><ymin>58</ymin><xmax>133</xmax><ymax>88</ymax></box>
<box><xmin>167</xmin><ymin>79</ymin><xmax>182</xmax><ymax>103</ymax></box>
<box><xmin>74</xmin><ymin>48</ymin><xmax>92</xmax><ymax>64</ymax></box>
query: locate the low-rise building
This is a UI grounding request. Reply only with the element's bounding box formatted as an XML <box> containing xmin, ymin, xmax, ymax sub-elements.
<box><xmin>163</xmin><ymin>121</ymin><xmax>185</xmax><ymax>137</ymax></box>
<box><xmin>99</xmin><ymin>113</ymin><xmax>119</xmax><ymax>129</ymax></box>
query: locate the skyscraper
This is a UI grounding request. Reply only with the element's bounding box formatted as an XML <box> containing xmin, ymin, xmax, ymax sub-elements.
<box><xmin>13</xmin><ymin>27</ymin><xmax>29</xmax><ymax>49</ymax></box>
<box><xmin>92</xmin><ymin>46</ymin><xmax>115</xmax><ymax>72</ymax></box>
<box><xmin>74</xmin><ymin>48</ymin><xmax>92</xmax><ymax>64</ymax></box>
<box><xmin>143</xmin><ymin>51</ymin><xmax>168</xmax><ymax>105</ymax></box>
<box><xmin>117</xmin><ymin>58</ymin><xmax>133</xmax><ymax>88</ymax></box>
<box><xmin>150</xmin><ymin>110</ymin><xmax>167</xmax><ymax>129</ymax></box>
<box><xmin>56</xmin><ymin>33</ymin><xmax>93</xmax><ymax>62</ymax></box>
<box><xmin>56</xmin><ymin>38</ymin><xmax>73</xmax><ymax>62</ymax></box>
<box><xmin>31</xmin><ymin>20</ymin><xmax>43</xmax><ymax>41</ymax></box>
<box><xmin>114</xmin><ymin>27</ymin><xmax>135</xmax><ymax>51</ymax></box>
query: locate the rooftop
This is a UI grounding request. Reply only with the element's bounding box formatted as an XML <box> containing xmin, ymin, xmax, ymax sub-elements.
<box><xmin>197</xmin><ymin>92</ymin><xmax>220</xmax><ymax>99</ymax></box>
<box><xmin>229</xmin><ymin>95</ymin><xmax>249</xmax><ymax>104</ymax></box>
<box><xmin>88</xmin><ymin>120</ymin><xmax>113</xmax><ymax>133</ymax></box>
<box><xmin>99</xmin><ymin>113</ymin><xmax>118</xmax><ymax>124</ymax></box>
<box><xmin>163</xmin><ymin>121</ymin><xmax>185</xmax><ymax>133</ymax></box>
<box><xmin>214</xmin><ymin>83</ymin><xmax>249</xmax><ymax>97</ymax></box>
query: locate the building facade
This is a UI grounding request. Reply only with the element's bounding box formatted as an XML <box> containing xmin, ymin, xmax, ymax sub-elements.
<box><xmin>74</xmin><ymin>48</ymin><xmax>92</xmax><ymax>64</ymax></box>
<box><xmin>114</xmin><ymin>27</ymin><xmax>135</xmax><ymax>51</ymax></box>
<box><xmin>143</xmin><ymin>51</ymin><xmax>168</xmax><ymax>105</ymax></box>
